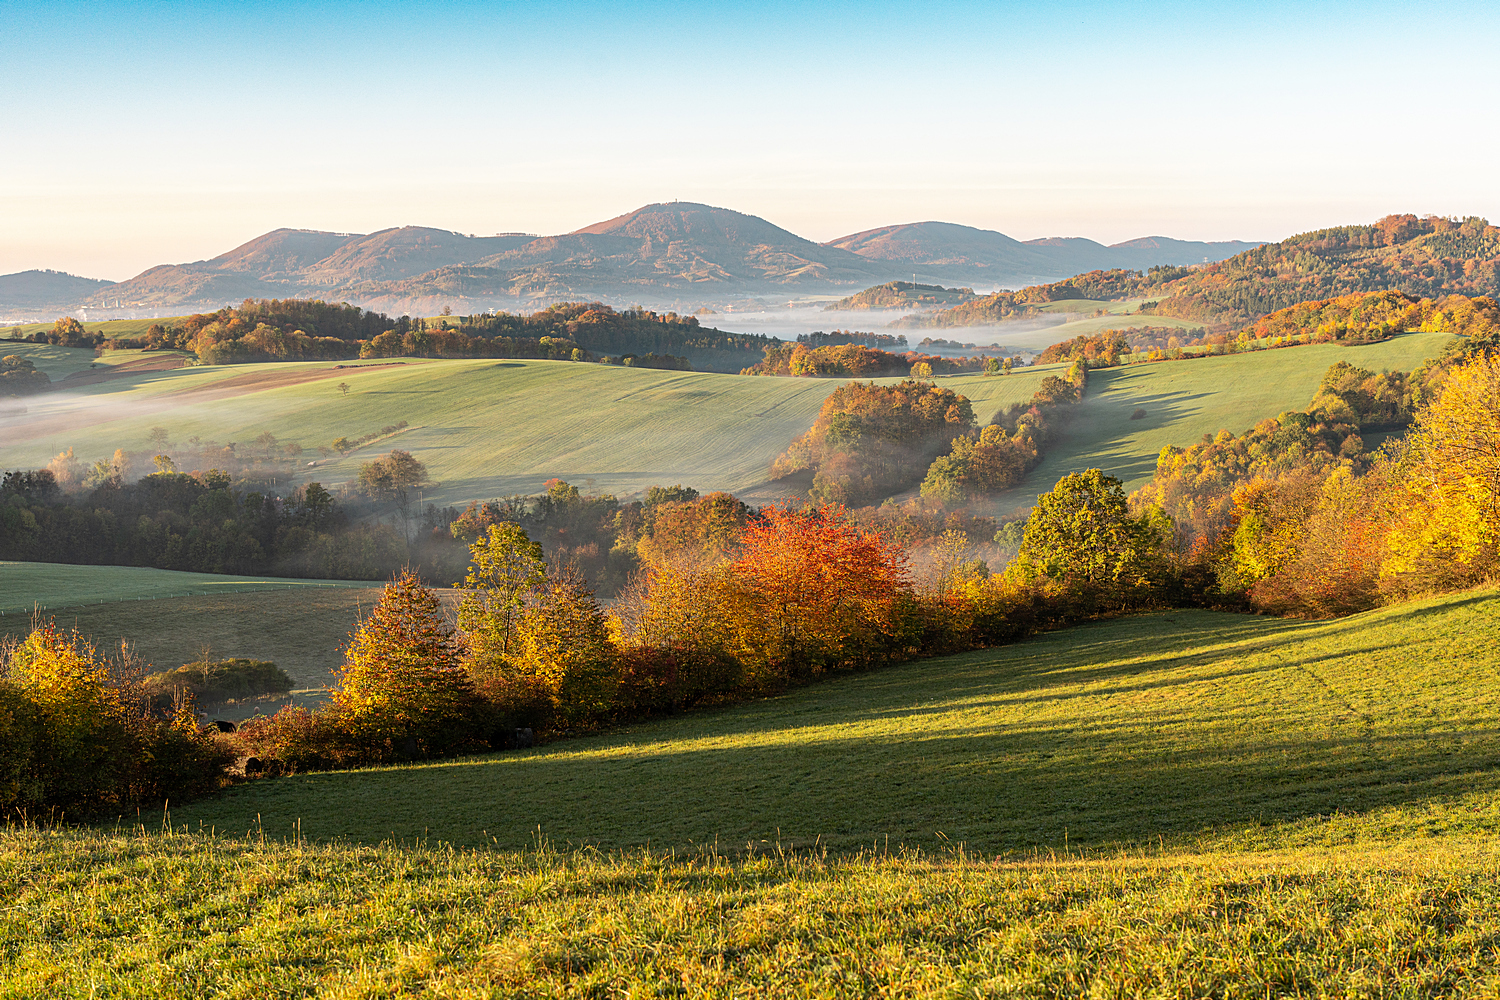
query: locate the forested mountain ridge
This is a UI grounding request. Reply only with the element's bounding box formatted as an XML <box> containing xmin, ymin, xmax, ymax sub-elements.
<box><xmin>902</xmin><ymin>214</ymin><xmax>1500</xmax><ymax>331</ymax></box>
<box><xmin>1140</xmin><ymin>215</ymin><xmax>1500</xmax><ymax>327</ymax></box>
<box><xmin>77</xmin><ymin>227</ymin><xmax>540</xmax><ymax>311</ymax></box>
<box><xmin>823</xmin><ymin>221</ymin><xmax>1259</xmax><ymax>287</ymax></box>
<box><xmin>0</xmin><ymin>269</ymin><xmax>115</xmax><ymax>310</ymax></box>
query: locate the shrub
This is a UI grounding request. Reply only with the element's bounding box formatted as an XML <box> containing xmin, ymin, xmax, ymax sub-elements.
<box><xmin>144</xmin><ymin>658</ymin><xmax>294</xmax><ymax>710</ymax></box>
<box><xmin>0</xmin><ymin>622</ymin><xmax>234</xmax><ymax>814</ymax></box>
<box><xmin>614</xmin><ymin>646</ymin><xmax>743</xmax><ymax>716</ymax></box>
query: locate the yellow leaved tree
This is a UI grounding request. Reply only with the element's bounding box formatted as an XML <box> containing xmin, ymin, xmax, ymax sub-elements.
<box><xmin>1383</xmin><ymin>352</ymin><xmax>1500</xmax><ymax>594</ymax></box>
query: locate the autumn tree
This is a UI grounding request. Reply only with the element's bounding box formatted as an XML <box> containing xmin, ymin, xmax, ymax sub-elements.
<box><xmin>357</xmin><ymin>450</ymin><xmax>429</xmax><ymax>539</ymax></box>
<box><xmin>1383</xmin><ymin>352</ymin><xmax>1500</xmax><ymax>592</ymax></box>
<box><xmin>1009</xmin><ymin>470</ymin><xmax>1169</xmax><ymax>592</ymax></box>
<box><xmin>509</xmin><ymin>565</ymin><xmax>618</xmax><ymax>726</ymax></box>
<box><xmin>329</xmin><ymin>570</ymin><xmax>475</xmax><ymax>758</ymax></box>
<box><xmin>732</xmin><ymin>503</ymin><xmax>908</xmax><ymax>681</ymax></box>
<box><xmin>457</xmin><ymin>522</ymin><xmax>547</xmax><ymax>662</ymax></box>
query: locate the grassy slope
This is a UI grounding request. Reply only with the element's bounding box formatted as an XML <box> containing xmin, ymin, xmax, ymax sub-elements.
<box><xmin>7</xmin><ymin>359</ymin><xmax>1048</xmax><ymax>506</ymax></box>
<box><xmin>0</xmin><ymin>341</ymin><xmax>102</xmax><ymax>379</ymax></box>
<box><xmin>5</xmin><ymin>334</ymin><xmax>1450</xmax><ymax>513</ymax></box>
<box><xmin>6</xmin><ymin>829</ymin><xmax>1497</xmax><ymax>996</ymax></box>
<box><xmin>985</xmin><ymin>332</ymin><xmax>1454</xmax><ymax>514</ymax></box>
<box><xmin>0</xmin><ymin>561</ymin><xmax>367</xmax><ymax>614</ymax></box>
<box><xmin>174</xmin><ymin>585</ymin><xmax>1500</xmax><ymax>855</ymax></box>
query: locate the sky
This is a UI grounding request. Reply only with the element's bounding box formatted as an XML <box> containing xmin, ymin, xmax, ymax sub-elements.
<box><xmin>2</xmin><ymin>0</ymin><xmax>1498</xmax><ymax>280</ymax></box>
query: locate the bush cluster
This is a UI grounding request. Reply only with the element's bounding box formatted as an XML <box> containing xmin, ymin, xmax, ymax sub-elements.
<box><xmin>0</xmin><ymin>624</ymin><xmax>234</xmax><ymax>815</ymax></box>
<box><xmin>239</xmin><ymin>478</ymin><xmax>1177</xmax><ymax>774</ymax></box>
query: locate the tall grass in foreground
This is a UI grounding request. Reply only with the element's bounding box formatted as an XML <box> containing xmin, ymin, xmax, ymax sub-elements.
<box><xmin>4</xmin><ymin>824</ymin><xmax>1500</xmax><ymax>997</ymax></box>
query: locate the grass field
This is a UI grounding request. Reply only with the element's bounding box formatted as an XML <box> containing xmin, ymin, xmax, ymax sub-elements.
<box><xmin>4</xmin><ymin>358</ymin><xmax>1049</xmax><ymax>507</ymax></box>
<box><xmin>6</xmin><ymin>586</ymin><xmax>1500</xmax><ymax>995</ymax></box>
<box><xmin>5</xmin><ymin>334</ymin><xmax>1453</xmax><ymax>511</ymax></box>
<box><xmin>0</xmin><ymin>561</ymin><xmax>369</xmax><ymax>614</ymax></box>
<box><xmin>170</xmin><ymin>584</ymin><xmax>1500</xmax><ymax>854</ymax></box>
<box><xmin>983</xmin><ymin>332</ymin><xmax>1455</xmax><ymax>514</ymax></box>
<box><xmin>6</xmin><ymin>828</ymin><xmax>1497</xmax><ymax>996</ymax></box>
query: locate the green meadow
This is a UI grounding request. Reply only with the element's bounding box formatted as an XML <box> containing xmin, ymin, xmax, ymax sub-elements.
<box><xmin>6</xmin><ymin>334</ymin><xmax>1454</xmax><ymax>511</ymax></box>
<box><xmin>0</xmin><ymin>561</ymin><xmax>367</xmax><ymax>614</ymax></box>
<box><xmin>174</xmin><ymin>584</ymin><xmax>1500</xmax><ymax>854</ymax></box>
<box><xmin>6</xmin><ymin>357</ymin><xmax>1048</xmax><ymax>506</ymax></box>
<box><xmin>985</xmin><ymin>332</ymin><xmax>1455</xmax><ymax>513</ymax></box>
<box><xmin>5</xmin><ymin>585</ymin><xmax>1500</xmax><ymax>996</ymax></box>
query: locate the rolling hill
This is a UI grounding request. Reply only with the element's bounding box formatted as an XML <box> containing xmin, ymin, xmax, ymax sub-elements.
<box><xmin>5</xmin><ymin>332</ymin><xmax>1453</xmax><ymax>514</ymax></box>
<box><xmin>172</xmin><ymin>584</ymin><xmax>1500</xmax><ymax>852</ymax></box>
<box><xmin>824</xmin><ymin>221</ymin><xmax>1259</xmax><ymax>288</ymax></box>
<box><xmin>0</xmin><ymin>269</ymin><xmax>116</xmax><ymax>311</ymax></box>
<box><xmin>1140</xmin><ymin>215</ymin><xmax>1500</xmax><ymax>327</ymax></box>
<box><xmin>11</xmin><ymin>203</ymin><xmax>1263</xmax><ymax>318</ymax></box>
<box><xmin>907</xmin><ymin>214</ymin><xmax>1500</xmax><ymax>331</ymax></box>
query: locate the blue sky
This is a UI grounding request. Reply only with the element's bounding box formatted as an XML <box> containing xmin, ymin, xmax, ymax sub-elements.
<box><xmin>2</xmin><ymin>0</ymin><xmax>1497</xmax><ymax>278</ymax></box>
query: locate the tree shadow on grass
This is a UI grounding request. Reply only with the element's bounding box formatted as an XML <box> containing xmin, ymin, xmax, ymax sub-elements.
<box><xmin>183</xmin><ymin>598</ymin><xmax>1500</xmax><ymax>854</ymax></box>
<box><xmin>201</xmin><ymin>704</ymin><xmax>1500</xmax><ymax>856</ymax></box>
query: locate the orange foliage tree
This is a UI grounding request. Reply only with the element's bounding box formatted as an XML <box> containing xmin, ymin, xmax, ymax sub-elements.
<box><xmin>731</xmin><ymin>503</ymin><xmax>909</xmax><ymax>681</ymax></box>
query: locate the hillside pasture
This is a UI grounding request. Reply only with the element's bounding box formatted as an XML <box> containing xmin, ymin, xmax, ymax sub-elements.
<box><xmin>173</xmin><ymin>584</ymin><xmax>1500</xmax><ymax>854</ymax></box>
<box><xmin>3</xmin><ymin>359</ymin><xmax>1049</xmax><ymax>506</ymax></box>
<box><xmin>984</xmin><ymin>332</ymin><xmax>1454</xmax><ymax>513</ymax></box>
<box><xmin>3</xmin><ymin>334</ymin><xmax>1453</xmax><ymax>512</ymax></box>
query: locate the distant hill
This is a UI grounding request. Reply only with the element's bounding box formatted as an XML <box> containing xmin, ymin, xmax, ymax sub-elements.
<box><xmin>899</xmin><ymin>214</ymin><xmax>1500</xmax><ymax>331</ymax></box>
<box><xmin>297</xmin><ymin>228</ymin><xmax>537</xmax><ymax>286</ymax></box>
<box><xmin>0</xmin><ymin>270</ymin><xmax>116</xmax><ymax>311</ymax></box>
<box><xmin>19</xmin><ymin>203</ymin><xmax>1260</xmax><ymax>316</ymax></box>
<box><xmin>1140</xmin><ymin>215</ymin><xmax>1500</xmax><ymax>327</ymax></box>
<box><xmin>82</xmin><ymin>227</ymin><xmax>539</xmax><ymax>311</ymax></box>
<box><xmin>825</xmin><ymin>222</ymin><xmax>1260</xmax><ymax>287</ymax></box>
<box><xmin>827</xmin><ymin>280</ymin><xmax>976</xmax><ymax>311</ymax></box>
<box><xmin>470</xmin><ymin>203</ymin><xmax>891</xmax><ymax>291</ymax></box>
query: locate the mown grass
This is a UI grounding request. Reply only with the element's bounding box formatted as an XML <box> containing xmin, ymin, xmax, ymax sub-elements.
<box><xmin>10</xmin><ymin>334</ymin><xmax>1452</xmax><ymax>512</ymax></box>
<box><xmin>5</xmin><ymin>826</ymin><xmax>1499</xmax><ymax>997</ymax></box>
<box><xmin>170</xmin><ymin>585</ymin><xmax>1500</xmax><ymax>855</ymax></box>
<box><xmin>0</xmin><ymin>561</ymin><xmax>368</xmax><ymax>614</ymax></box>
<box><xmin>6</xmin><ymin>358</ymin><xmax>1049</xmax><ymax>506</ymax></box>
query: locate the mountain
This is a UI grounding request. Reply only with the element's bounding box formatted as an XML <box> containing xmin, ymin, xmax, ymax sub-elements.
<box><xmin>0</xmin><ymin>270</ymin><xmax>116</xmax><ymax>312</ymax></box>
<box><xmin>297</xmin><ymin>228</ymin><xmax>536</xmax><ymax>285</ymax></box>
<box><xmin>824</xmin><ymin>222</ymin><xmax>1062</xmax><ymax>286</ymax></box>
<box><xmin>23</xmin><ymin>203</ymin><xmax>1262</xmax><ymax>317</ymax></box>
<box><xmin>824</xmin><ymin>223</ymin><xmax>1262</xmax><ymax>287</ymax></box>
<box><xmin>479</xmin><ymin>202</ymin><xmax>890</xmax><ymax>286</ymax></box>
<box><xmin>81</xmin><ymin>227</ymin><xmax>540</xmax><ymax>311</ymax></box>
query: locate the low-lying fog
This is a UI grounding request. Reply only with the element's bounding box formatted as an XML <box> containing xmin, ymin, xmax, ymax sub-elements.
<box><xmin>705</xmin><ymin>304</ymin><xmax>1071</xmax><ymax>356</ymax></box>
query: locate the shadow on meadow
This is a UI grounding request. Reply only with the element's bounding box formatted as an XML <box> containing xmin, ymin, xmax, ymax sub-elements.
<box><xmin>174</xmin><ymin>596</ymin><xmax>1500</xmax><ymax>854</ymax></box>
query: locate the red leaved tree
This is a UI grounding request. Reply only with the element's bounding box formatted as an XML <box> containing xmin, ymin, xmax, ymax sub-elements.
<box><xmin>732</xmin><ymin>503</ymin><xmax>909</xmax><ymax>681</ymax></box>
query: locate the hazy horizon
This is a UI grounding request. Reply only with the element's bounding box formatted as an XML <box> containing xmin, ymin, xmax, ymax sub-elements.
<box><xmin>4</xmin><ymin>0</ymin><xmax>1498</xmax><ymax>280</ymax></box>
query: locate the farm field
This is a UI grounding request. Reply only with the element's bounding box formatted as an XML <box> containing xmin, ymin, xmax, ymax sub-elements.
<box><xmin>986</xmin><ymin>331</ymin><xmax>1455</xmax><ymax>513</ymax></box>
<box><xmin>3</xmin><ymin>357</ymin><xmax>1050</xmax><ymax>506</ymax></box>
<box><xmin>4</xmin><ymin>334</ymin><xmax>1453</xmax><ymax>511</ymax></box>
<box><xmin>173</xmin><ymin>584</ymin><xmax>1500</xmax><ymax>854</ymax></box>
